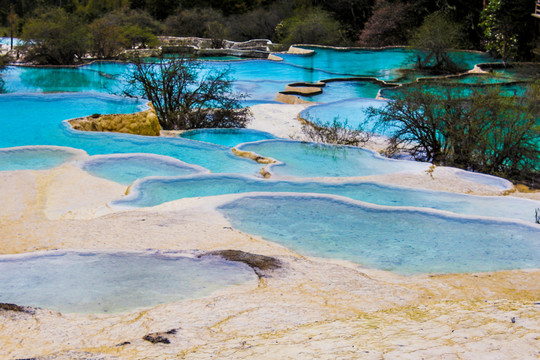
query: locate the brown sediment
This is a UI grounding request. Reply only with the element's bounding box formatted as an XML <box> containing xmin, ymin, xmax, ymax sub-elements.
<box><xmin>231</xmin><ymin>148</ymin><xmax>276</xmax><ymax>164</ymax></box>
<box><xmin>274</xmin><ymin>92</ymin><xmax>314</xmax><ymax>104</ymax></box>
<box><xmin>515</xmin><ymin>184</ymin><xmax>540</xmax><ymax>193</ymax></box>
<box><xmin>259</xmin><ymin>166</ymin><xmax>271</xmax><ymax>179</ymax></box>
<box><xmin>275</xmin><ymin>81</ymin><xmax>324</xmax><ymax>103</ymax></box>
<box><xmin>284</xmin><ymin>82</ymin><xmax>325</xmax><ymax>95</ymax></box>
<box><xmin>159</xmin><ymin>130</ymin><xmax>183</xmax><ymax>137</ymax></box>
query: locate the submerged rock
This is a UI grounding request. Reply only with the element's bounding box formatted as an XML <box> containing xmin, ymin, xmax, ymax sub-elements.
<box><xmin>143</xmin><ymin>329</ymin><xmax>177</xmax><ymax>344</ymax></box>
<box><xmin>203</xmin><ymin>250</ymin><xmax>281</xmax><ymax>278</ymax></box>
<box><xmin>0</xmin><ymin>303</ymin><xmax>35</xmax><ymax>314</ymax></box>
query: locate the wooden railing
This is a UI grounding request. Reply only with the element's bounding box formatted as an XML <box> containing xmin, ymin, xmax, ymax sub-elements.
<box><xmin>535</xmin><ymin>0</ymin><xmax>540</xmax><ymax>18</ymax></box>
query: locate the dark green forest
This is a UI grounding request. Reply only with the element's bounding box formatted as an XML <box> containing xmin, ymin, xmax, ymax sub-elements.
<box><xmin>1</xmin><ymin>0</ymin><xmax>538</xmax><ymax>61</ymax></box>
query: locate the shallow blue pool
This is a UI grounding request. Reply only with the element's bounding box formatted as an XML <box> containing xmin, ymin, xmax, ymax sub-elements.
<box><xmin>0</xmin><ymin>251</ymin><xmax>257</xmax><ymax>313</ymax></box>
<box><xmin>218</xmin><ymin>194</ymin><xmax>540</xmax><ymax>275</ymax></box>
<box><xmin>79</xmin><ymin>153</ymin><xmax>209</xmax><ymax>185</ymax></box>
<box><xmin>3</xmin><ymin>65</ymin><xmax>123</xmax><ymax>94</ymax></box>
<box><xmin>0</xmin><ymin>93</ymin><xmax>261</xmax><ymax>174</ymax></box>
<box><xmin>6</xmin><ymin>49</ymin><xmax>486</xmax><ymax>100</ymax></box>
<box><xmin>3</xmin><ymin>60</ymin><xmax>345</xmax><ymax>99</ymax></box>
<box><xmin>236</xmin><ymin>140</ymin><xmax>430</xmax><ymax>178</ymax></box>
<box><xmin>300</xmin><ymin>98</ymin><xmax>390</xmax><ymax>134</ymax></box>
<box><xmin>180</xmin><ymin>128</ymin><xmax>277</xmax><ymax>147</ymax></box>
<box><xmin>299</xmin><ymin>81</ymin><xmax>383</xmax><ymax>103</ymax></box>
<box><xmin>1</xmin><ymin>48</ymin><xmax>532</xmax><ymax>277</ymax></box>
<box><xmin>278</xmin><ymin>47</ymin><xmax>494</xmax><ymax>81</ymax></box>
<box><xmin>0</xmin><ymin>146</ymin><xmax>85</xmax><ymax>171</ymax></box>
<box><xmin>113</xmin><ymin>174</ymin><xmax>539</xmax><ymax>223</ymax></box>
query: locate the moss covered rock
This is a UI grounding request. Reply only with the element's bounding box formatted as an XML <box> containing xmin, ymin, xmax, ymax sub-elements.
<box><xmin>69</xmin><ymin>109</ymin><xmax>161</xmax><ymax>136</ymax></box>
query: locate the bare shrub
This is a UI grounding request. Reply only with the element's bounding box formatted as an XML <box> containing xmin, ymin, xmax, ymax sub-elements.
<box><xmin>126</xmin><ymin>55</ymin><xmax>250</xmax><ymax>130</ymax></box>
<box><xmin>302</xmin><ymin>117</ymin><xmax>370</xmax><ymax>146</ymax></box>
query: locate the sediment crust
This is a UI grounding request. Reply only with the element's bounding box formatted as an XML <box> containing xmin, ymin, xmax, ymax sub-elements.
<box><xmin>231</xmin><ymin>147</ymin><xmax>276</xmax><ymax>164</ymax></box>
<box><xmin>276</xmin><ymin>77</ymin><xmax>397</xmax><ymax>104</ymax></box>
<box><xmin>274</xmin><ymin>92</ymin><xmax>315</xmax><ymax>104</ymax></box>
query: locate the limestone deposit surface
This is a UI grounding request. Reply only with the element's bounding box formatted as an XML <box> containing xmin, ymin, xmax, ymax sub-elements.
<box><xmin>1</xmin><ymin>104</ymin><xmax>539</xmax><ymax>359</ymax></box>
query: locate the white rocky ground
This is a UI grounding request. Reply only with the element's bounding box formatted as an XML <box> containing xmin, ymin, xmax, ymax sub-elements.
<box><xmin>1</xmin><ymin>103</ymin><xmax>538</xmax><ymax>359</ymax></box>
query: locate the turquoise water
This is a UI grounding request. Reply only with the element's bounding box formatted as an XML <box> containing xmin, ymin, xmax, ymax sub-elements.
<box><xmin>279</xmin><ymin>48</ymin><xmax>412</xmax><ymax>80</ymax></box>
<box><xmin>0</xmin><ymin>146</ymin><xmax>84</xmax><ymax>171</ymax></box>
<box><xmin>79</xmin><ymin>154</ymin><xmax>209</xmax><ymax>185</ymax></box>
<box><xmin>6</xmin><ymin>49</ymin><xmax>462</xmax><ymax>98</ymax></box>
<box><xmin>300</xmin><ymin>98</ymin><xmax>389</xmax><ymax>134</ymax></box>
<box><xmin>233</xmin><ymin>79</ymin><xmax>290</xmax><ymax>103</ymax></box>
<box><xmin>432</xmin><ymin>74</ymin><xmax>522</xmax><ymax>85</ymax></box>
<box><xmin>0</xmin><ymin>93</ymin><xmax>145</xmax><ymax>149</ymax></box>
<box><xmin>218</xmin><ymin>195</ymin><xmax>540</xmax><ymax>275</ymax></box>
<box><xmin>0</xmin><ymin>93</ymin><xmax>261</xmax><ymax>174</ymax></box>
<box><xmin>113</xmin><ymin>174</ymin><xmax>539</xmax><ymax>223</ymax></box>
<box><xmin>0</xmin><ymin>251</ymin><xmax>256</xmax><ymax>313</ymax></box>
<box><xmin>2</xmin><ymin>49</ymin><xmax>497</xmax><ymax>98</ymax></box>
<box><xmin>1</xmin><ymin>47</ymin><xmax>534</xmax><ymax>276</ymax></box>
<box><xmin>3</xmin><ymin>65</ymin><xmax>123</xmax><ymax>93</ymax></box>
<box><xmin>380</xmin><ymin>81</ymin><xmax>530</xmax><ymax>100</ymax></box>
<box><xmin>236</xmin><ymin>140</ymin><xmax>430</xmax><ymax>178</ymax></box>
<box><xmin>180</xmin><ymin>128</ymin><xmax>277</xmax><ymax>147</ymax></box>
<box><xmin>299</xmin><ymin>81</ymin><xmax>383</xmax><ymax>103</ymax></box>
<box><xmin>3</xmin><ymin>60</ymin><xmax>342</xmax><ymax>96</ymax></box>
<box><xmin>483</xmin><ymin>63</ymin><xmax>540</xmax><ymax>81</ymax></box>
<box><xmin>278</xmin><ymin>47</ymin><xmax>494</xmax><ymax>81</ymax></box>
<box><xmin>0</xmin><ymin>37</ymin><xmax>23</xmax><ymax>47</ymax></box>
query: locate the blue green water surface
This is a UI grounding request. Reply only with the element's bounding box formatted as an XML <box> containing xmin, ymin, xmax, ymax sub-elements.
<box><xmin>80</xmin><ymin>154</ymin><xmax>209</xmax><ymax>185</ymax></box>
<box><xmin>299</xmin><ymin>81</ymin><xmax>383</xmax><ymax>103</ymax></box>
<box><xmin>300</xmin><ymin>98</ymin><xmax>390</xmax><ymax>134</ymax></box>
<box><xmin>218</xmin><ymin>195</ymin><xmax>540</xmax><ymax>275</ymax></box>
<box><xmin>278</xmin><ymin>47</ymin><xmax>494</xmax><ymax>81</ymax></box>
<box><xmin>0</xmin><ymin>251</ymin><xmax>256</xmax><ymax>313</ymax></box>
<box><xmin>236</xmin><ymin>140</ymin><xmax>430</xmax><ymax>178</ymax></box>
<box><xmin>1</xmin><ymin>47</ymin><xmax>535</xmax><ymax>276</ymax></box>
<box><xmin>0</xmin><ymin>146</ymin><xmax>83</xmax><ymax>171</ymax></box>
<box><xmin>0</xmin><ymin>93</ymin><xmax>261</xmax><ymax>174</ymax></box>
<box><xmin>114</xmin><ymin>174</ymin><xmax>538</xmax><ymax>223</ymax></box>
<box><xmin>180</xmin><ymin>128</ymin><xmax>277</xmax><ymax>147</ymax></box>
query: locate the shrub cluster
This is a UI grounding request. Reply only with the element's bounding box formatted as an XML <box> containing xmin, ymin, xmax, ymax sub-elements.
<box><xmin>368</xmin><ymin>82</ymin><xmax>539</xmax><ymax>186</ymax></box>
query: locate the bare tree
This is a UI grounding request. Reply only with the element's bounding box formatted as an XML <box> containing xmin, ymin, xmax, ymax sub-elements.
<box><xmin>368</xmin><ymin>82</ymin><xmax>539</xmax><ymax>186</ymax></box>
<box><xmin>301</xmin><ymin>117</ymin><xmax>370</xmax><ymax>146</ymax></box>
<box><xmin>126</xmin><ymin>56</ymin><xmax>251</xmax><ymax>130</ymax></box>
<box><xmin>409</xmin><ymin>11</ymin><xmax>466</xmax><ymax>74</ymax></box>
